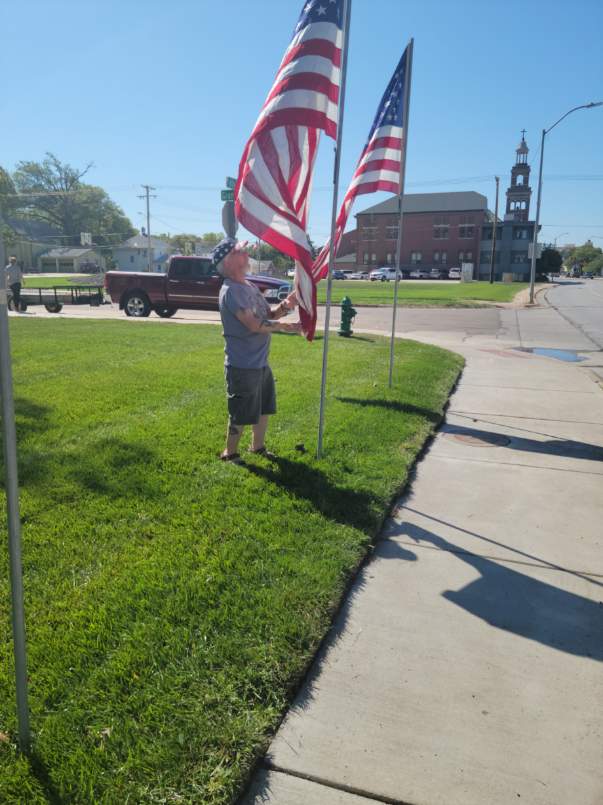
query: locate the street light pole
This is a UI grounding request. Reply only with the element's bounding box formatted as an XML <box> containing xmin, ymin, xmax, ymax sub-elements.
<box><xmin>528</xmin><ymin>102</ymin><xmax>602</xmax><ymax>304</ymax></box>
<box><xmin>489</xmin><ymin>176</ymin><xmax>499</xmax><ymax>284</ymax></box>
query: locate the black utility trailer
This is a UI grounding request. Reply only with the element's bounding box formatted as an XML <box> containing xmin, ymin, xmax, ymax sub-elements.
<box><xmin>9</xmin><ymin>285</ymin><xmax>106</xmax><ymax>314</ymax></box>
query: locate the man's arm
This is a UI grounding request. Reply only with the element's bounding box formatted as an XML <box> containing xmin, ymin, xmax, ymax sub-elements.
<box><xmin>235</xmin><ymin>307</ymin><xmax>301</xmax><ymax>334</ymax></box>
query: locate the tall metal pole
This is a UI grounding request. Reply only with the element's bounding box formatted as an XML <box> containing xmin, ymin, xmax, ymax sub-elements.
<box><xmin>489</xmin><ymin>175</ymin><xmax>500</xmax><ymax>284</ymax></box>
<box><xmin>316</xmin><ymin>0</ymin><xmax>352</xmax><ymax>459</ymax></box>
<box><xmin>0</xmin><ymin>224</ymin><xmax>31</xmax><ymax>753</ymax></box>
<box><xmin>388</xmin><ymin>38</ymin><xmax>414</xmax><ymax>388</ymax></box>
<box><xmin>528</xmin><ymin>129</ymin><xmax>545</xmax><ymax>304</ymax></box>
<box><xmin>528</xmin><ymin>102</ymin><xmax>602</xmax><ymax>303</ymax></box>
<box><xmin>139</xmin><ymin>185</ymin><xmax>156</xmax><ymax>273</ymax></box>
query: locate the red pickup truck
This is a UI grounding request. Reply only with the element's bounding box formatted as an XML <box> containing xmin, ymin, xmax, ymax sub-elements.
<box><xmin>104</xmin><ymin>255</ymin><xmax>291</xmax><ymax>318</ymax></box>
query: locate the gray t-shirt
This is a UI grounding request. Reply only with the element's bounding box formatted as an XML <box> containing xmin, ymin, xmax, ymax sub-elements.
<box><xmin>219</xmin><ymin>278</ymin><xmax>272</xmax><ymax>368</ymax></box>
<box><xmin>5</xmin><ymin>263</ymin><xmax>23</xmax><ymax>286</ymax></box>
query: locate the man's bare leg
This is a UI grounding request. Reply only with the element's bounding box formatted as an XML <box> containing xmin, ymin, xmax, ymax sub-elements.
<box><xmin>251</xmin><ymin>415</ymin><xmax>269</xmax><ymax>451</ymax></box>
<box><xmin>223</xmin><ymin>421</ymin><xmax>244</xmax><ymax>457</ymax></box>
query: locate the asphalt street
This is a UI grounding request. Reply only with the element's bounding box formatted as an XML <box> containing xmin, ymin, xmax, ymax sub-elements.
<box><xmin>546</xmin><ymin>278</ymin><xmax>603</xmax><ymax>349</ymax></box>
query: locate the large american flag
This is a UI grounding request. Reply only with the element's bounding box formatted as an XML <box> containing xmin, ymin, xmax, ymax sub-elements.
<box><xmin>235</xmin><ymin>0</ymin><xmax>345</xmax><ymax>337</ymax></box>
<box><xmin>312</xmin><ymin>45</ymin><xmax>410</xmax><ymax>297</ymax></box>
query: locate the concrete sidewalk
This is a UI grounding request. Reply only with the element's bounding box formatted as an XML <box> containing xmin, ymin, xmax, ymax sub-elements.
<box><xmin>244</xmin><ymin>306</ymin><xmax>603</xmax><ymax>805</ymax></box>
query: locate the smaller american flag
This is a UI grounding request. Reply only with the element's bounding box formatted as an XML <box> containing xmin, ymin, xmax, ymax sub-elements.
<box><xmin>311</xmin><ymin>46</ymin><xmax>411</xmax><ymax>316</ymax></box>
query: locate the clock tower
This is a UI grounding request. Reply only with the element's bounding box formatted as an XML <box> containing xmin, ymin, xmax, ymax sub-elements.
<box><xmin>504</xmin><ymin>132</ymin><xmax>531</xmax><ymax>223</ymax></box>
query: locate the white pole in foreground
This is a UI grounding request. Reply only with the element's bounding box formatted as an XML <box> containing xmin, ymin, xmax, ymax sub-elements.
<box><xmin>316</xmin><ymin>0</ymin><xmax>352</xmax><ymax>459</ymax></box>
<box><xmin>388</xmin><ymin>39</ymin><xmax>414</xmax><ymax>388</ymax></box>
<box><xmin>0</xmin><ymin>258</ymin><xmax>31</xmax><ymax>753</ymax></box>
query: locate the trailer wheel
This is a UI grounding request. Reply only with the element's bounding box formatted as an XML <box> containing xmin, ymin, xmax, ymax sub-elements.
<box><xmin>123</xmin><ymin>291</ymin><xmax>151</xmax><ymax>317</ymax></box>
<box><xmin>45</xmin><ymin>303</ymin><xmax>63</xmax><ymax>313</ymax></box>
<box><xmin>155</xmin><ymin>307</ymin><xmax>178</xmax><ymax>318</ymax></box>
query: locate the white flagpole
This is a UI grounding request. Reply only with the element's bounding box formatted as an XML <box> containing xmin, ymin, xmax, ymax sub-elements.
<box><xmin>388</xmin><ymin>38</ymin><xmax>414</xmax><ymax>388</ymax></box>
<box><xmin>0</xmin><ymin>243</ymin><xmax>31</xmax><ymax>752</ymax></box>
<box><xmin>316</xmin><ymin>0</ymin><xmax>352</xmax><ymax>459</ymax></box>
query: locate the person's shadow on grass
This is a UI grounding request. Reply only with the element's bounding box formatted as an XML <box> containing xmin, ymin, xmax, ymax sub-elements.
<box><xmin>244</xmin><ymin>455</ymin><xmax>380</xmax><ymax>534</ymax></box>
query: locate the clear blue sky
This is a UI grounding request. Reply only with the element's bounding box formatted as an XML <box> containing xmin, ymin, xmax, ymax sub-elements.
<box><xmin>3</xmin><ymin>0</ymin><xmax>602</xmax><ymax>249</ymax></box>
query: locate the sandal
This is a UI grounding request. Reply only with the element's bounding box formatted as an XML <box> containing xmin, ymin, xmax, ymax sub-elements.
<box><xmin>249</xmin><ymin>446</ymin><xmax>278</xmax><ymax>460</ymax></box>
<box><xmin>220</xmin><ymin>452</ymin><xmax>243</xmax><ymax>464</ymax></box>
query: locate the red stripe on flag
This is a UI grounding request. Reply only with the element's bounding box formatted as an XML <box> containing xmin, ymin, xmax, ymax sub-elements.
<box><xmin>236</xmin><ymin>203</ymin><xmax>314</xmax><ymax>271</ymax></box>
<box><xmin>353</xmin><ymin>158</ymin><xmax>402</xmax><ymax>178</ymax></box>
<box><xmin>264</xmin><ymin>72</ymin><xmax>340</xmax><ymax>107</ymax></box>
<box><xmin>279</xmin><ymin>38</ymin><xmax>342</xmax><ymax>72</ymax></box>
<box><xmin>252</xmin><ymin>108</ymin><xmax>337</xmax><ymax>141</ymax></box>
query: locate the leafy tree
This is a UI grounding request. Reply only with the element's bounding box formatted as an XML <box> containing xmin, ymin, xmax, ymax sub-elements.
<box><xmin>583</xmin><ymin>254</ymin><xmax>603</xmax><ymax>275</ymax></box>
<box><xmin>565</xmin><ymin>241</ymin><xmax>602</xmax><ymax>271</ymax></box>
<box><xmin>11</xmin><ymin>153</ymin><xmax>135</xmax><ymax>246</ymax></box>
<box><xmin>537</xmin><ymin>247</ymin><xmax>562</xmax><ymax>273</ymax></box>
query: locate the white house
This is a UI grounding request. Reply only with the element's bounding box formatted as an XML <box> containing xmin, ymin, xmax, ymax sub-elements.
<box><xmin>38</xmin><ymin>247</ymin><xmax>105</xmax><ymax>273</ymax></box>
<box><xmin>112</xmin><ymin>234</ymin><xmax>170</xmax><ymax>272</ymax></box>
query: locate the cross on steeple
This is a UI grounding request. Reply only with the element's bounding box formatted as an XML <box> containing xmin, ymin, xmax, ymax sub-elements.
<box><xmin>521</xmin><ymin>128</ymin><xmax>527</xmax><ymax>139</ymax></box>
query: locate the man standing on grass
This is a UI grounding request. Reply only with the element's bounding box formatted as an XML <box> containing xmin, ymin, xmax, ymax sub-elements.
<box><xmin>4</xmin><ymin>256</ymin><xmax>23</xmax><ymax>312</ymax></box>
<box><xmin>212</xmin><ymin>237</ymin><xmax>301</xmax><ymax>463</ymax></box>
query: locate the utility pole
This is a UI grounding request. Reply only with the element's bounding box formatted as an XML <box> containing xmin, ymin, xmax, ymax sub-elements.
<box><xmin>138</xmin><ymin>185</ymin><xmax>157</xmax><ymax>272</ymax></box>
<box><xmin>0</xmin><ymin>204</ymin><xmax>31</xmax><ymax>753</ymax></box>
<box><xmin>489</xmin><ymin>176</ymin><xmax>499</xmax><ymax>284</ymax></box>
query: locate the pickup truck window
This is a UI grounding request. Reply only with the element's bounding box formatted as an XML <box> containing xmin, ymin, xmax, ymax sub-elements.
<box><xmin>170</xmin><ymin>258</ymin><xmax>217</xmax><ymax>279</ymax></box>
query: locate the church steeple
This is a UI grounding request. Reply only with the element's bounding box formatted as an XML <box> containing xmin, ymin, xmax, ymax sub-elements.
<box><xmin>505</xmin><ymin>131</ymin><xmax>532</xmax><ymax>222</ymax></box>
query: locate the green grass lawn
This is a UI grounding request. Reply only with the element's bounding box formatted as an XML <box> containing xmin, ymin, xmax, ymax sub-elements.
<box><xmin>0</xmin><ymin>320</ymin><xmax>462</xmax><ymax>804</ymax></box>
<box><xmin>316</xmin><ymin>279</ymin><xmax>528</xmax><ymax>306</ymax></box>
<box><xmin>22</xmin><ymin>275</ymin><xmax>103</xmax><ymax>288</ymax></box>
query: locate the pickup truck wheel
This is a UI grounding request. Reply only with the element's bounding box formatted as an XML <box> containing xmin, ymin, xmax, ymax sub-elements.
<box><xmin>124</xmin><ymin>292</ymin><xmax>151</xmax><ymax>317</ymax></box>
<box><xmin>155</xmin><ymin>307</ymin><xmax>178</xmax><ymax>318</ymax></box>
<box><xmin>45</xmin><ymin>303</ymin><xmax>63</xmax><ymax>313</ymax></box>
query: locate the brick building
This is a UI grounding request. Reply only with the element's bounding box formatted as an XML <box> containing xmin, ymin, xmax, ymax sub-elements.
<box><xmin>352</xmin><ymin>191</ymin><xmax>489</xmax><ymax>272</ymax></box>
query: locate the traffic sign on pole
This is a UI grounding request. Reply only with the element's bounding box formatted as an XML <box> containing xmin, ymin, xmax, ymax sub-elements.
<box><xmin>225</xmin><ymin>177</ymin><xmax>236</xmax><ymax>190</ymax></box>
<box><xmin>221</xmin><ymin>189</ymin><xmax>234</xmax><ymax>202</ymax></box>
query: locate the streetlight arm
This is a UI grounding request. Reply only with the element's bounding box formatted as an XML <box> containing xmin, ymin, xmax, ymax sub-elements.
<box><xmin>546</xmin><ymin>102</ymin><xmax>603</xmax><ymax>134</ymax></box>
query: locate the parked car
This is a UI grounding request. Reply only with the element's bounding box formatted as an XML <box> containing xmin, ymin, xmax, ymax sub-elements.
<box><xmin>349</xmin><ymin>271</ymin><xmax>370</xmax><ymax>280</ymax></box>
<box><xmin>333</xmin><ymin>270</ymin><xmax>347</xmax><ymax>279</ymax></box>
<box><xmin>448</xmin><ymin>267</ymin><xmax>461</xmax><ymax>280</ymax></box>
<box><xmin>370</xmin><ymin>267</ymin><xmax>399</xmax><ymax>282</ymax></box>
<box><xmin>104</xmin><ymin>255</ymin><xmax>291</xmax><ymax>318</ymax></box>
<box><xmin>287</xmin><ymin>267</ymin><xmax>296</xmax><ymax>278</ymax></box>
<box><xmin>409</xmin><ymin>268</ymin><xmax>431</xmax><ymax>279</ymax></box>
<box><xmin>583</xmin><ymin>272</ymin><xmax>594</xmax><ymax>279</ymax></box>
<box><xmin>430</xmin><ymin>268</ymin><xmax>448</xmax><ymax>280</ymax></box>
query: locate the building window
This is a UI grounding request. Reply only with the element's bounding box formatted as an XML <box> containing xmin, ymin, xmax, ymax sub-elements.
<box><xmin>512</xmin><ymin>252</ymin><xmax>528</xmax><ymax>263</ymax></box>
<box><xmin>459</xmin><ymin>225</ymin><xmax>475</xmax><ymax>238</ymax></box>
<box><xmin>434</xmin><ymin>251</ymin><xmax>440</xmax><ymax>263</ymax></box>
<box><xmin>130</xmin><ymin>255</ymin><xmax>135</xmax><ymax>263</ymax></box>
<box><xmin>362</xmin><ymin>226</ymin><xmax>377</xmax><ymax>242</ymax></box>
<box><xmin>514</xmin><ymin>228</ymin><xmax>529</xmax><ymax>239</ymax></box>
<box><xmin>410</xmin><ymin>251</ymin><xmax>422</xmax><ymax>264</ymax></box>
<box><xmin>386</xmin><ymin>253</ymin><xmax>394</xmax><ymax>264</ymax></box>
<box><xmin>440</xmin><ymin>251</ymin><xmax>447</xmax><ymax>264</ymax></box>
<box><xmin>363</xmin><ymin>253</ymin><xmax>370</xmax><ymax>265</ymax></box>
<box><xmin>371</xmin><ymin>253</ymin><xmax>377</xmax><ymax>264</ymax></box>
<box><xmin>433</xmin><ymin>226</ymin><xmax>449</xmax><ymax>240</ymax></box>
<box><xmin>386</xmin><ymin>225</ymin><xmax>399</xmax><ymax>240</ymax></box>
<box><xmin>458</xmin><ymin>251</ymin><xmax>473</xmax><ymax>263</ymax></box>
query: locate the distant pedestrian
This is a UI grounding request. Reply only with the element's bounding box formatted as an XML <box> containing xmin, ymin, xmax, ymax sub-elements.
<box><xmin>4</xmin><ymin>256</ymin><xmax>23</xmax><ymax>312</ymax></box>
<box><xmin>212</xmin><ymin>237</ymin><xmax>300</xmax><ymax>463</ymax></box>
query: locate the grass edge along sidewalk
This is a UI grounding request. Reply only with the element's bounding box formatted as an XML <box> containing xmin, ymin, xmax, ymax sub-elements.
<box><xmin>0</xmin><ymin>319</ymin><xmax>463</xmax><ymax>804</ymax></box>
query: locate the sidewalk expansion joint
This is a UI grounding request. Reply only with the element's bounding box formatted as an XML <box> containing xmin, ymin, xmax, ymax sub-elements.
<box><xmin>430</xmin><ymin>453</ymin><xmax>603</xmax><ymax>477</ymax></box>
<box><xmin>449</xmin><ymin>410</ymin><xmax>603</xmax><ymax>426</ymax></box>
<box><xmin>263</xmin><ymin>762</ymin><xmax>418</xmax><ymax>805</ymax></box>
<box><xmin>392</xmin><ymin>540</ymin><xmax>603</xmax><ymax>583</ymax></box>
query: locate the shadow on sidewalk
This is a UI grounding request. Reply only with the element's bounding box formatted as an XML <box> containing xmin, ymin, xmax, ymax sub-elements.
<box><xmin>442</xmin><ymin>423</ymin><xmax>603</xmax><ymax>461</ymax></box>
<box><xmin>392</xmin><ymin>521</ymin><xmax>603</xmax><ymax>662</ymax></box>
